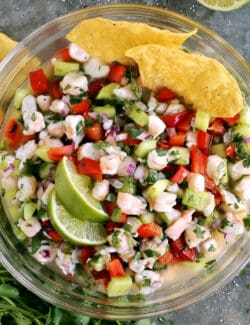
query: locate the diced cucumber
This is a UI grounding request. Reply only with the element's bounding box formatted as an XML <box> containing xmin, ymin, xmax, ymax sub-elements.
<box><xmin>96</xmin><ymin>83</ymin><xmax>119</xmax><ymax>100</ymax></box>
<box><xmin>12</xmin><ymin>224</ymin><xmax>26</xmax><ymax>241</ymax></box>
<box><xmin>170</xmin><ymin>147</ymin><xmax>190</xmax><ymax>165</ymax></box>
<box><xmin>89</xmin><ymin>255</ymin><xmax>105</xmax><ymax>272</ymax></box>
<box><xmin>210</xmin><ymin>144</ymin><xmax>226</xmax><ymax>157</ymax></box>
<box><xmin>134</xmin><ymin>140</ymin><xmax>157</xmax><ymax>158</ymax></box>
<box><xmin>14</xmin><ymin>88</ymin><xmax>30</xmax><ymax>109</ymax></box>
<box><xmin>205</xmin><ymin>210</ymin><xmax>220</xmax><ymax>226</ymax></box>
<box><xmin>140</xmin><ymin>212</ymin><xmax>155</xmax><ymax>224</ymax></box>
<box><xmin>156</xmin><ymin>212</ymin><xmax>169</xmax><ymax>224</ymax></box>
<box><xmin>39</xmin><ymin>163</ymin><xmax>55</xmax><ymax>179</ymax></box>
<box><xmin>194</xmin><ymin>110</ymin><xmax>210</xmax><ymax>131</ymax></box>
<box><xmin>182</xmin><ymin>188</ymin><xmax>210</xmax><ymax>211</ymax></box>
<box><xmin>0</xmin><ymin>140</ymin><xmax>6</xmax><ymax>150</ymax></box>
<box><xmin>111</xmin><ymin>207</ymin><xmax>123</xmax><ymax>222</ymax></box>
<box><xmin>23</xmin><ymin>200</ymin><xmax>37</xmax><ymax>220</ymax></box>
<box><xmin>118</xmin><ymin>176</ymin><xmax>137</xmax><ymax>194</ymax></box>
<box><xmin>144</xmin><ymin>179</ymin><xmax>169</xmax><ymax>199</ymax></box>
<box><xmin>53</xmin><ymin>61</ymin><xmax>80</xmax><ymax>76</ymax></box>
<box><xmin>233</xmin><ymin>124</ymin><xmax>250</xmax><ymax>138</ymax></box>
<box><xmin>35</xmin><ymin>146</ymin><xmax>53</xmax><ymax>162</ymax></box>
<box><xmin>128</xmin><ymin>107</ymin><xmax>149</xmax><ymax>127</ymax></box>
<box><xmin>239</xmin><ymin>106</ymin><xmax>250</xmax><ymax>126</ymax></box>
<box><xmin>107</xmin><ymin>275</ymin><xmax>133</xmax><ymax>297</ymax></box>
<box><xmin>4</xmin><ymin>190</ymin><xmax>22</xmax><ymax>223</ymax></box>
<box><xmin>93</xmin><ymin>104</ymin><xmax>116</xmax><ymax>118</ymax></box>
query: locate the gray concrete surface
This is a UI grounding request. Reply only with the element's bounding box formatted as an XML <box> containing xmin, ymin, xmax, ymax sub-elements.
<box><xmin>0</xmin><ymin>0</ymin><xmax>249</xmax><ymax>324</ymax></box>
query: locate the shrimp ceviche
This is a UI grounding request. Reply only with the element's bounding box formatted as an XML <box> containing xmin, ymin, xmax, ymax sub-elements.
<box><xmin>0</xmin><ymin>22</ymin><xmax>249</xmax><ymax>298</ymax></box>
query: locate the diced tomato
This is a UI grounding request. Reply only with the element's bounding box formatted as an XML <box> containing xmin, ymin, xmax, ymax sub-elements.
<box><xmin>88</xmin><ymin>78</ymin><xmax>109</xmax><ymax>97</ymax></box>
<box><xmin>105</xmin><ymin>221</ymin><xmax>123</xmax><ymax>234</ymax></box>
<box><xmin>81</xmin><ymin>247</ymin><xmax>95</xmax><ymax>265</ymax></box>
<box><xmin>49</xmin><ymin>79</ymin><xmax>63</xmax><ymax>99</ymax></box>
<box><xmin>85</xmin><ymin>124</ymin><xmax>104</xmax><ymax>142</ymax></box>
<box><xmin>157</xmin><ymin>87</ymin><xmax>176</xmax><ymax>102</ymax></box>
<box><xmin>170</xmin><ymin>237</ymin><xmax>185</xmax><ymax>254</ymax></box>
<box><xmin>137</xmin><ymin>223</ymin><xmax>162</xmax><ymax>238</ymax></box>
<box><xmin>47</xmin><ymin>144</ymin><xmax>75</xmax><ymax>162</ymax></box>
<box><xmin>162</xmin><ymin>164</ymin><xmax>177</xmax><ymax>177</ymax></box>
<box><xmin>157</xmin><ymin>140</ymin><xmax>169</xmax><ymax>149</ymax></box>
<box><xmin>226</xmin><ymin>144</ymin><xmax>235</xmax><ymax>158</ymax></box>
<box><xmin>47</xmin><ymin>230</ymin><xmax>63</xmax><ymax>241</ymax></box>
<box><xmin>104</xmin><ymin>201</ymin><xmax>117</xmax><ymax>216</ymax></box>
<box><xmin>76</xmin><ymin>157</ymin><xmax>102</xmax><ymax>181</ymax></box>
<box><xmin>56</xmin><ymin>47</ymin><xmax>71</xmax><ymax>62</ymax></box>
<box><xmin>214</xmin><ymin>193</ymin><xmax>222</xmax><ymax>205</ymax></box>
<box><xmin>40</xmin><ymin>220</ymin><xmax>52</xmax><ymax>228</ymax></box>
<box><xmin>209</xmin><ymin>118</ymin><xmax>226</xmax><ymax>136</ymax></box>
<box><xmin>197</xmin><ymin>131</ymin><xmax>211</xmax><ymax>149</ymax></box>
<box><xmin>190</xmin><ymin>146</ymin><xmax>207</xmax><ymax>174</ymax></box>
<box><xmin>170</xmin><ymin>166</ymin><xmax>189</xmax><ymax>184</ymax></box>
<box><xmin>4</xmin><ymin>119</ymin><xmax>35</xmax><ymax>149</ymax></box>
<box><xmin>168</xmin><ymin>132</ymin><xmax>186</xmax><ymax>147</ymax></box>
<box><xmin>223</xmin><ymin>114</ymin><xmax>239</xmax><ymax>127</ymax></box>
<box><xmin>179</xmin><ymin>248</ymin><xmax>196</xmax><ymax>261</ymax></box>
<box><xmin>122</xmin><ymin>132</ymin><xmax>141</xmax><ymax>146</ymax></box>
<box><xmin>29</xmin><ymin>68</ymin><xmax>49</xmax><ymax>94</ymax></box>
<box><xmin>177</xmin><ymin>111</ymin><xmax>194</xmax><ymax>132</ymax></box>
<box><xmin>157</xmin><ymin>251</ymin><xmax>173</xmax><ymax>265</ymax></box>
<box><xmin>70</xmin><ymin>99</ymin><xmax>90</xmax><ymax>114</ymax></box>
<box><xmin>204</xmin><ymin>175</ymin><xmax>222</xmax><ymax>205</ymax></box>
<box><xmin>91</xmin><ymin>269</ymin><xmax>110</xmax><ymax>282</ymax></box>
<box><xmin>161</xmin><ymin>111</ymin><xmax>189</xmax><ymax>128</ymax></box>
<box><xmin>108</xmin><ymin>63</ymin><xmax>126</xmax><ymax>83</ymax></box>
<box><xmin>107</xmin><ymin>258</ymin><xmax>126</xmax><ymax>277</ymax></box>
<box><xmin>170</xmin><ymin>255</ymin><xmax>182</xmax><ymax>264</ymax></box>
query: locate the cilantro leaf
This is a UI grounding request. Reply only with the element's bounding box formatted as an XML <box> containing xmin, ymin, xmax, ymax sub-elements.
<box><xmin>129</xmin><ymin>70</ymin><xmax>141</xmax><ymax>100</ymax></box>
<box><xmin>69</xmin><ymin>92</ymin><xmax>86</xmax><ymax>105</ymax></box>
<box><xmin>204</xmin><ymin>259</ymin><xmax>216</xmax><ymax>270</ymax></box>
<box><xmin>93</xmin><ymin>141</ymin><xmax>111</xmax><ymax>149</ymax></box>
<box><xmin>144</xmin><ymin>171</ymin><xmax>166</xmax><ymax>185</ymax></box>
<box><xmin>193</xmin><ymin>225</ymin><xmax>206</xmax><ymax>239</ymax></box>
<box><xmin>20</xmin><ymin>159</ymin><xmax>44</xmax><ymax>178</ymax></box>
<box><xmin>243</xmin><ymin>215</ymin><xmax>250</xmax><ymax>231</ymax></box>
<box><xmin>128</xmin><ymin>127</ymin><xmax>144</xmax><ymax>139</ymax></box>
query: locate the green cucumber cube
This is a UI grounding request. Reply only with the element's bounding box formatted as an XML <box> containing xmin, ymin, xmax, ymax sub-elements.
<box><xmin>118</xmin><ymin>176</ymin><xmax>137</xmax><ymax>194</ymax></box>
<box><xmin>23</xmin><ymin>201</ymin><xmax>37</xmax><ymax>220</ymax></box>
<box><xmin>210</xmin><ymin>144</ymin><xmax>226</xmax><ymax>157</ymax></box>
<box><xmin>53</xmin><ymin>61</ymin><xmax>80</xmax><ymax>76</ymax></box>
<box><xmin>107</xmin><ymin>275</ymin><xmax>132</xmax><ymax>297</ymax></box>
<box><xmin>140</xmin><ymin>212</ymin><xmax>155</xmax><ymax>224</ymax></box>
<box><xmin>134</xmin><ymin>140</ymin><xmax>157</xmax><ymax>158</ymax></box>
<box><xmin>14</xmin><ymin>88</ymin><xmax>30</xmax><ymax>109</ymax></box>
<box><xmin>195</xmin><ymin>110</ymin><xmax>210</xmax><ymax>131</ymax></box>
<box><xmin>93</xmin><ymin>104</ymin><xmax>116</xmax><ymax>118</ymax></box>
<box><xmin>239</xmin><ymin>106</ymin><xmax>250</xmax><ymax>126</ymax></box>
<box><xmin>96</xmin><ymin>83</ymin><xmax>119</xmax><ymax>100</ymax></box>
<box><xmin>35</xmin><ymin>146</ymin><xmax>53</xmax><ymax>162</ymax></box>
<box><xmin>128</xmin><ymin>107</ymin><xmax>149</xmax><ymax>127</ymax></box>
<box><xmin>182</xmin><ymin>188</ymin><xmax>210</xmax><ymax>211</ymax></box>
<box><xmin>144</xmin><ymin>179</ymin><xmax>169</xmax><ymax>199</ymax></box>
<box><xmin>170</xmin><ymin>147</ymin><xmax>190</xmax><ymax>165</ymax></box>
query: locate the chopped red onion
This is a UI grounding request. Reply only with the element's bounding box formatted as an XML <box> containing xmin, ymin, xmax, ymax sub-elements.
<box><xmin>167</xmin><ymin>128</ymin><xmax>176</xmax><ymax>137</ymax></box>
<box><xmin>134</xmin><ymin>165</ymin><xmax>146</xmax><ymax>181</ymax></box>
<box><xmin>41</xmin><ymin>249</ymin><xmax>51</xmax><ymax>258</ymax></box>
<box><xmin>62</xmin><ymin>95</ymin><xmax>70</xmax><ymax>104</ymax></box>
<box><xmin>243</xmin><ymin>137</ymin><xmax>250</xmax><ymax>143</ymax></box>
<box><xmin>103</xmin><ymin>119</ymin><xmax>113</xmax><ymax>131</ymax></box>
<box><xmin>106</xmin><ymin>125</ymin><xmax>120</xmax><ymax>137</ymax></box>
<box><xmin>126</xmin><ymin>163</ymin><xmax>136</xmax><ymax>176</ymax></box>
<box><xmin>3</xmin><ymin>163</ymin><xmax>15</xmax><ymax>174</ymax></box>
<box><xmin>115</xmin><ymin>132</ymin><xmax>128</xmax><ymax>141</ymax></box>
<box><xmin>101</xmin><ymin>113</ymin><xmax>109</xmax><ymax>122</ymax></box>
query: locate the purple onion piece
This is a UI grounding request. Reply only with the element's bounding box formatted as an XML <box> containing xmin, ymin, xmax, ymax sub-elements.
<box><xmin>3</xmin><ymin>163</ymin><xmax>15</xmax><ymax>174</ymax></box>
<box><xmin>126</xmin><ymin>163</ymin><xmax>136</xmax><ymax>176</ymax></box>
<box><xmin>243</xmin><ymin>137</ymin><xmax>250</xmax><ymax>143</ymax></box>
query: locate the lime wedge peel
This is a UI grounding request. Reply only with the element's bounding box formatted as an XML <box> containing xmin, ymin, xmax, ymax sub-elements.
<box><xmin>55</xmin><ymin>157</ymin><xmax>108</xmax><ymax>223</ymax></box>
<box><xmin>48</xmin><ymin>190</ymin><xmax>107</xmax><ymax>245</ymax></box>
<box><xmin>197</xmin><ymin>0</ymin><xmax>249</xmax><ymax>12</ymax></box>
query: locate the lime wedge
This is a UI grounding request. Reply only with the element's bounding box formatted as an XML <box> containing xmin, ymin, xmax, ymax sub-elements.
<box><xmin>55</xmin><ymin>156</ymin><xmax>108</xmax><ymax>223</ymax></box>
<box><xmin>197</xmin><ymin>0</ymin><xmax>249</xmax><ymax>11</ymax></box>
<box><xmin>48</xmin><ymin>190</ymin><xmax>107</xmax><ymax>245</ymax></box>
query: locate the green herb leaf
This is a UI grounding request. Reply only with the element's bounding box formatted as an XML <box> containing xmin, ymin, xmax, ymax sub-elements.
<box><xmin>144</xmin><ymin>171</ymin><xmax>166</xmax><ymax>185</ymax></box>
<box><xmin>143</xmin><ymin>250</ymin><xmax>160</xmax><ymax>258</ymax></box>
<box><xmin>44</xmin><ymin>112</ymin><xmax>63</xmax><ymax>123</ymax></box>
<box><xmin>157</xmin><ymin>149</ymin><xmax>168</xmax><ymax>156</ymax></box>
<box><xmin>76</xmin><ymin>120</ymin><xmax>83</xmax><ymax>136</ymax></box>
<box><xmin>128</xmin><ymin>127</ymin><xmax>144</xmax><ymax>139</ymax></box>
<box><xmin>31</xmin><ymin>232</ymin><xmax>43</xmax><ymax>254</ymax></box>
<box><xmin>0</xmin><ymin>284</ymin><xmax>19</xmax><ymax>298</ymax></box>
<box><xmin>204</xmin><ymin>259</ymin><xmax>216</xmax><ymax>270</ymax></box>
<box><xmin>93</xmin><ymin>141</ymin><xmax>111</xmax><ymax>150</ymax></box>
<box><xmin>69</xmin><ymin>93</ymin><xmax>86</xmax><ymax>105</ymax></box>
<box><xmin>193</xmin><ymin>226</ymin><xmax>206</xmax><ymax>239</ymax></box>
<box><xmin>243</xmin><ymin>215</ymin><xmax>250</xmax><ymax>231</ymax></box>
<box><xmin>20</xmin><ymin>159</ymin><xmax>44</xmax><ymax>179</ymax></box>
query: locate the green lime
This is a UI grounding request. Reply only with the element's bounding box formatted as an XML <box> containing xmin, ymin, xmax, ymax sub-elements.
<box><xmin>55</xmin><ymin>156</ymin><xmax>108</xmax><ymax>223</ymax></box>
<box><xmin>48</xmin><ymin>190</ymin><xmax>107</xmax><ymax>245</ymax></box>
<box><xmin>197</xmin><ymin>0</ymin><xmax>249</xmax><ymax>11</ymax></box>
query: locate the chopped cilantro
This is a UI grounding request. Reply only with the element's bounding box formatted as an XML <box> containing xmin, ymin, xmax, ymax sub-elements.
<box><xmin>76</xmin><ymin>120</ymin><xmax>83</xmax><ymax>136</ymax></box>
<box><xmin>239</xmin><ymin>269</ymin><xmax>247</xmax><ymax>276</ymax></box>
<box><xmin>204</xmin><ymin>259</ymin><xmax>216</xmax><ymax>270</ymax></box>
<box><xmin>31</xmin><ymin>112</ymin><xmax>36</xmax><ymax>121</ymax></box>
<box><xmin>143</xmin><ymin>250</ymin><xmax>160</xmax><ymax>258</ymax></box>
<box><xmin>140</xmin><ymin>278</ymin><xmax>151</xmax><ymax>287</ymax></box>
<box><xmin>112</xmin><ymin>230</ymin><xmax>121</xmax><ymax>246</ymax></box>
<box><xmin>124</xmin><ymin>223</ymin><xmax>133</xmax><ymax>232</ymax></box>
<box><xmin>144</xmin><ymin>171</ymin><xmax>166</xmax><ymax>185</ymax></box>
<box><xmin>44</xmin><ymin>112</ymin><xmax>63</xmax><ymax>123</ymax></box>
<box><xmin>233</xmin><ymin>133</ymin><xmax>250</xmax><ymax>167</ymax></box>
<box><xmin>31</xmin><ymin>232</ymin><xmax>43</xmax><ymax>254</ymax></box>
<box><xmin>97</xmin><ymin>114</ymin><xmax>103</xmax><ymax>124</ymax></box>
<box><xmin>20</xmin><ymin>159</ymin><xmax>44</xmax><ymax>179</ymax></box>
<box><xmin>116</xmin><ymin>141</ymin><xmax>132</xmax><ymax>155</ymax></box>
<box><xmin>69</xmin><ymin>92</ymin><xmax>86</xmax><ymax>105</ymax></box>
<box><xmin>194</xmin><ymin>226</ymin><xmax>206</xmax><ymax>238</ymax></box>
<box><xmin>128</xmin><ymin>127</ymin><xmax>144</xmax><ymax>139</ymax></box>
<box><xmin>93</xmin><ymin>141</ymin><xmax>111</xmax><ymax>149</ymax></box>
<box><xmin>106</xmin><ymin>192</ymin><xmax>116</xmax><ymax>203</ymax></box>
<box><xmin>129</xmin><ymin>70</ymin><xmax>141</xmax><ymax>99</ymax></box>
<box><xmin>157</xmin><ymin>149</ymin><xmax>168</xmax><ymax>156</ymax></box>
<box><xmin>197</xmin><ymin>217</ymin><xmax>206</xmax><ymax>226</ymax></box>
<box><xmin>220</xmin><ymin>218</ymin><xmax>233</xmax><ymax>229</ymax></box>
<box><xmin>208</xmin><ymin>244</ymin><xmax>216</xmax><ymax>252</ymax></box>
<box><xmin>243</xmin><ymin>215</ymin><xmax>250</xmax><ymax>231</ymax></box>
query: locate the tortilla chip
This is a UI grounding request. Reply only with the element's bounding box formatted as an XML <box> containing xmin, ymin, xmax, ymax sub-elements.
<box><xmin>66</xmin><ymin>17</ymin><xmax>196</xmax><ymax>65</ymax></box>
<box><xmin>0</xmin><ymin>33</ymin><xmax>18</xmax><ymax>61</ymax></box>
<box><xmin>126</xmin><ymin>45</ymin><xmax>243</xmax><ymax>117</ymax></box>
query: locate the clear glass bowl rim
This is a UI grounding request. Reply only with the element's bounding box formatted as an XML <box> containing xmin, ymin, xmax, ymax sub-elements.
<box><xmin>0</xmin><ymin>3</ymin><xmax>249</xmax><ymax>320</ymax></box>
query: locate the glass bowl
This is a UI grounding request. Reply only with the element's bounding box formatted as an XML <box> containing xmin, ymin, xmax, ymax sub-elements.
<box><xmin>0</xmin><ymin>4</ymin><xmax>249</xmax><ymax>320</ymax></box>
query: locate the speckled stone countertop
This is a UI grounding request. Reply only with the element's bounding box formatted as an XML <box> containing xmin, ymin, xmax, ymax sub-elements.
<box><xmin>0</xmin><ymin>1</ymin><xmax>249</xmax><ymax>324</ymax></box>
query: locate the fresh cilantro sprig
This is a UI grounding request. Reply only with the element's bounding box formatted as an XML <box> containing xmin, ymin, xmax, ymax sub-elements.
<box><xmin>233</xmin><ymin>133</ymin><xmax>250</xmax><ymax>167</ymax></box>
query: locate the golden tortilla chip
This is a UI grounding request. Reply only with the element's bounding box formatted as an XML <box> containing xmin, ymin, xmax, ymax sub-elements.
<box><xmin>0</xmin><ymin>33</ymin><xmax>18</xmax><ymax>61</ymax></box>
<box><xmin>126</xmin><ymin>45</ymin><xmax>243</xmax><ymax>117</ymax></box>
<box><xmin>66</xmin><ymin>17</ymin><xmax>196</xmax><ymax>65</ymax></box>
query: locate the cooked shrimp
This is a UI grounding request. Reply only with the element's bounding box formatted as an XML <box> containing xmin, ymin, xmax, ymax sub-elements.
<box><xmin>117</xmin><ymin>192</ymin><xmax>147</xmax><ymax>215</ymax></box>
<box><xmin>165</xmin><ymin>208</ymin><xmax>194</xmax><ymax>240</ymax></box>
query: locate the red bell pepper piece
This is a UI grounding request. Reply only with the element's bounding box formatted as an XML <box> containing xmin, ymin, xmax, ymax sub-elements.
<box><xmin>177</xmin><ymin>111</ymin><xmax>194</xmax><ymax>132</ymax></box>
<box><xmin>170</xmin><ymin>166</ymin><xmax>189</xmax><ymax>184</ymax></box>
<box><xmin>4</xmin><ymin>119</ymin><xmax>35</xmax><ymax>149</ymax></box>
<box><xmin>76</xmin><ymin>157</ymin><xmax>102</xmax><ymax>181</ymax></box>
<box><xmin>197</xmin><ymin>130</ymin><xmax>211</xmax><ymax>149</ymax></box>
<box><xmin>108</xmin><ymin>63</ymin><xmax>126</xmax><ymax>83</ymax></box>
<box><xmin>121</xmin><ymin>132</ymin><xmax>141</xmax><ymax>146</ymax></box>
<box><xmin>49</xmin><ymin>79</ymin><xmax>63</xmax><ymax>99</ymax></box>
<box><xmin>137</xmin><ymin>223</ymin><xmax>162</xmax><ymax>238</ymax></box>
<box><xmin>168</xmin><ymin>132</ymin><xmax>186</xmax><ymax>147</ymax></box>
<box><xmin>85</xmin><ymin>124</ymin><xmax>104</xmax><ymax>142</ymax></box>
<box><xmin>81</xmin><ymin>247</ymin><xmax>95</xmax><ymax>264</ymax></box>
<box><xmin>104</xmin><ymin>201</ymin><xmax>117</xmax><ymax>216</ymax></box>
<box><xmin>107</xmin><ymin>258</ymin><xmax>126</xmax><ymax>277</ymax></box>
<box><xmin>170</xmin><ymin>237</ymin><xmax>185</xmax><ymax>254</ymax></box>
<box><xmin>223</xmin><ymin>114</ymin><xmax>239</xmax><ymax>127</ymax></box>
<box><xmin>157</xmin><ymin>140</ymin><xmax>169</xmax><ymax>150</ymax></box>
<box><xmin>47</xmin><ymin>229</ymin><xmax>63</xmax><ymax>241</ymax></box>
<box><xmin>161</xmin><ymin>111</ymin><xmax>189</xmax><ymax>128</ymax></box>
<box><xmin>226</xmin><ymin>144</ymin><xmax>235</xmax><ymax>158</ymax></box>
<box><xmin>170</xmin><ymin>255</ymin><xmax>182</xmax><ymax>264</ymax></box>
<box><xmin>105</xmin><ymin>221</ymin><xmax>123</xmax><ymax>235</ymax></box>
<box><xmin>88</xmin><ymin>78</ymin><xmax>109</xmax><ymax>97</ymax></box>
<box><xmin>157</xmin><ymin>251</ymin><xmax>173</xmax><ymax>265</ymax></box>
<box><xmin>157</xmin><ymin>87</ymin><xmax>176</xmax><ymax>102</ymax></box>
<box><xmin>179</xmin><ymin>248</ymin><xmax>196</xmax><ymax>261</ymax></box>
<box><xmin>29</xmin><ymin>68</ymin><xmax>49</xmax><ymax>94</ymax></box>
<box><xmin>190</xmin><ymin>146</ymin><xmax>208</xmax><ymax>174</ymax></box>
<box><xmin>47</xmin><ymin>144</ymin><xmax>75</xmax><ymax>162</ymax></box>
<box><xmin>70</xmin><ymin>99</ymin><xmax>91</xmax><ymax>114</ymax></box>
<box><xmin>209</xmin><ymin>118</ymin><xmax>226</xmax><ymax>136</ymax></box>
<box><xmin>56</xmin><ymin>47</ymin><xmax>71</xmax><ymax>62</ymax></box>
